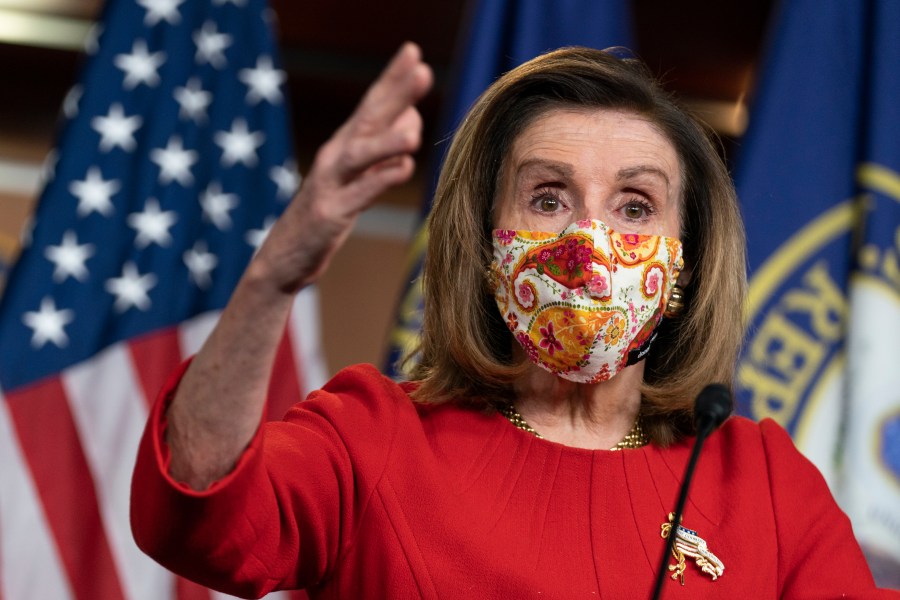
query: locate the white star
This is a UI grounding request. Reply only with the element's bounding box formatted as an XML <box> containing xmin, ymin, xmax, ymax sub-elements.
<box><xmin>114</xmin><ymin>39</ymin><xmax>166</xmax><ymax>90</ymax></box>
<box><xmin>22</xmin><ymin>297</ymin><xmax>74</xmax><ymax>349</ymax></box>
<box><xmin>69</xmin><ymin>167</ymin><xmax>120</xmax><ymax>217</ymax></box>
<box><xmin>200</xmin><ymin>182</ymin><xmax>239</xmax><ymax>230</ymax></box>
<box><xmin>83</xmin><ymin>23</ymin><xmax>102</xmax><ymax>55</ymax></box>
<box><xmin>245</xmin><ymin>216</ymin><xmax>276</xmax><ymax>251</ymax></box>
<box><xmin>183</xmin><ymin>241</ymin><xmax>218</xmax><ymax>289</ymax></box>
<box><xmin>238</xmin><ymin>56</ymin><xmax>286</xmax><ymax>105</ymax></box>
<box><xmin>270</xmin><ymin>160</ymin><xmax>300</xmax><ymax>200</ymax></box>
<box><xmin>174</xmin><ymin>77</ymin><xmax>212</xmax><ymax>123</ymax></box>
<box><xmin>214</xmin><ymin>118</ymin><xmax>265</xmax><ymax>167</ymax></box>
<box><xmin>150</xmin><ymin>136</ymin><xmax>198</xmax><ymax>186</ymax></box>
<box><xmin>193</xmin><ymin>21</ymin><xmax>232</xmax><ymax>69</ymax></box>
<box><xmin>63</xmin><ymin>84</ymin><xmax>82</xmax><ymax>119</ymax></box>
<box><xmin>137</xmin><ymin>0</ymin><xmax>185</xmax><ymax>26</ymax></box>
<box><xmin>127</xmin><ymin>198</ymin><xmax>178</xmax><ymax>248</ymax></box>
<box><xmin>44</xmin><ymin>230</ymin><xmax>95</xmax><ymax>282</ymax></box>
<box><xmin>91</xmin><ymin>103</ymin><xmax>143</xmax><ymax>152</ymax></box>
<box><xmin>105</xmin><ymin>262</ymin><xmax>157</xmax><ymax>313</ymax></box>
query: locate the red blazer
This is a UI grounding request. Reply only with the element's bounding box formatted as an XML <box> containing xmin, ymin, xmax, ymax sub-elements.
<box><xmin>131</xmin><ymin>363</ymin><xmax>895</xmax><ymax>599</ymax></box>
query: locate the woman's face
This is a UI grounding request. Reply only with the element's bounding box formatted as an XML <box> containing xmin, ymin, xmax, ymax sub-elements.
<box><xmin>493</xmin><ymin>108</ymin><xmax>682</xmax><ymax>238</ymax></box>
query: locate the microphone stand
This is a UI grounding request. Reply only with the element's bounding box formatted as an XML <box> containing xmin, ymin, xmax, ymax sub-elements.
<box><xmin>650</xmin><ymin>384</ymin><xmax>731</xmax><ymax>600</ymax></box>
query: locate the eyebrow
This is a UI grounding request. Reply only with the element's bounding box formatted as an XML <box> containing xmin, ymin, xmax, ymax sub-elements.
<box><xmin>511</xmin><ymin>159</ymin><xmax>674</xmax><ymax>194</ymax></box>
<box><xmin>514</xmin><ymin>158</ymin><xmax>575</xmax><ymax>179</ymax></box>
<box><xmin>616</xmin><ymin>165</ymin><xmax>671</xmax><ymax>189</ymax></box>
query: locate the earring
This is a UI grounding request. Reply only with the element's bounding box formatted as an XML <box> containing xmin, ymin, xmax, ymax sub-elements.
<box><xmin>664</xmin><ymin>285</ymin><xmax>685</xmax><ymax>317</ymax></box>
<box><xmin>485</xmin><ymin>264</ymin><xmax>501</xmax><ymax>292</ymax></box>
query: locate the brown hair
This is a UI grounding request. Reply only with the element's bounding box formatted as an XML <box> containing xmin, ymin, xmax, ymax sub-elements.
<box><xmin>408</xmin><ymin>47</ymin><xmax>746</xmax><ymax>445</ymax></box>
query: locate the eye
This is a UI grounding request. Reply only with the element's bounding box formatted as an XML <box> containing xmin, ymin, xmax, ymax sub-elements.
<box><xmin>531</xmin><ymin>189</ymin><xmax>564</xmax><ymax>213</ymax></box>
<box><xmin>623</xmin><ymin>203</ymin><xmax>644</xmax><ymax>219</ymax></box>
<box><xmin>539</xmin><ymin>196</ymin><xmax>559</xmax><ymax>212</ymax></box>
<box><xmin>621</xmin><ymin>199</ymin><xmax>653</xmax><ymax>221</ymax></box>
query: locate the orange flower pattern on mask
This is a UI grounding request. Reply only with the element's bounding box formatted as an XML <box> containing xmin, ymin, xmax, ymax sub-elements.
<box><xmin>612</xmin><ymin>231</ymin><xmax>661</xmax><ymax>266</ymax></box>
<box><xmin>642</xmin><ymin>261</ymin><xmax>667</xmax><ymax>300</ymax></box>
<box><xmin>492</xmin><ymin>219</ymin><xmax>683</xmax><ymax>383</ymax></box>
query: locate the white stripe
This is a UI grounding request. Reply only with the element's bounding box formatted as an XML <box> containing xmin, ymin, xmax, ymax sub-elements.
<box><xmin>178</xmin><ymin>310</ymin><xmax>221</xmax><ymax>358</ymax></box>
<box><xmin>62</xmin><ymin>343</ymin><xmax>175</xmax><ymax>600</ymax></box>
<box><xmin>0</xmin><ymin>391</ymin><xmax>74</xmax><ymax>600</ymax></box>
<box><xmin>290</xmin><ymin>287</ymin><xmax>328</xmax><ymax>393</ymax></box>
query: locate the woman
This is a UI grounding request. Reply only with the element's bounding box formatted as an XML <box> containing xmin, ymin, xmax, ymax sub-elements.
<box><xmin>131</xmin><ymin>44</ymin><xmax>891</xmax><ymax>598</ymax></box>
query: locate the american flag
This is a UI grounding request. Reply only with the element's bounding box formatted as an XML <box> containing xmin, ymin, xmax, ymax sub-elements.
<box><xmin>0</xmin><ymin>0</ymin><xmax>325</xmax><ymax>598</ymax></box>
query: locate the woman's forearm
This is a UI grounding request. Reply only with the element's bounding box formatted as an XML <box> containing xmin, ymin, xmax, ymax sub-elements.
<box><xmin>161</xmin><ymin>42</ymin><xmax>433</xmax><ymax>490</ymax></box>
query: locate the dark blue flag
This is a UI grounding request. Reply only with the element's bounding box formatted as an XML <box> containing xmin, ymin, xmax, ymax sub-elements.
<box><xmin>734</xmin><ymin>0</ymin><xmax>900</xmax><ymax>584</ymax></box>
<box><xmin>0</xmin><ymin>0</ymin><xmax>323</xmax><ymax>598</ymax></box>
<box><xmin>383</xmin><ymin>0</ymin><xmax>632</xmax><ymax>376</ymax></box>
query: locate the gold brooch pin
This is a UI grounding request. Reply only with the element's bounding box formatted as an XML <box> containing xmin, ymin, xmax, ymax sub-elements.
<box><xmin>659</xmin><ymin>513</ymin><xmax>724</xmax><ymax>585</ymax></box>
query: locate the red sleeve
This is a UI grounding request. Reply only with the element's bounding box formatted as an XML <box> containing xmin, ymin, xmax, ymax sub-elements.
<box><xmin>760</xmin><ymin>419</ymin><xmax>897</xmax><ymax>598</ymax></box>
<box><xmin>129</xmin><ymin>361</ymin><xmax>401</xmax><ymax>598</ymax></box>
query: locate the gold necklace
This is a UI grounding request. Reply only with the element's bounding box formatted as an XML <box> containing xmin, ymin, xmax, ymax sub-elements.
<box><xmin>498</xmin><ymin>402</ymin><xmax>649</xmax><ymax>450</ymax></box>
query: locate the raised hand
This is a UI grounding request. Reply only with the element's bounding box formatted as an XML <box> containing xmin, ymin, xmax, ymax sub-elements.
<box><xmin>252</xmin><ymin>42</ymin><xmax>433</xmax><ymax>295</ymax></box>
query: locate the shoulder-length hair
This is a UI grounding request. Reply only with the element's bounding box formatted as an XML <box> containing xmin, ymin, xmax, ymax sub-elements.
<box><xmin>408</xmin><ymin>47</ymin><xmax>747</xmax><ymax>445</ymax></box>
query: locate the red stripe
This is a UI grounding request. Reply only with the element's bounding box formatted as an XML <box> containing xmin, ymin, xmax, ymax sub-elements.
<box><xmin>128</xmin><ymin>327</ymin><xmax>185</xmax><ymax>409</ymax></box>
<box><xmin>175</xmin><ymin>574</ymin><xmax>214</xmax><ymax>600</ymax></box>
<box><xmin>267</xmin><ymin>325</ymin><xmax>304</xmax><ymax>421</ymax></box>
<box><xmin>6</xmin><ymin>378</ymin><xmax>126</xmax><ymax>600</ymax></box>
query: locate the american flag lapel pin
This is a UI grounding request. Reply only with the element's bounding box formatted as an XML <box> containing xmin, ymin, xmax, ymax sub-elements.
<box><xmin>660</xmin><ymin>513</ymin><xmax>725</xmax><ymax>585</ymax></box>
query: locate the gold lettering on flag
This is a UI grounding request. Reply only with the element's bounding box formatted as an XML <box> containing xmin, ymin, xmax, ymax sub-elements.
<box><xmin>739</xmin><ymin>262</ymin><xmax>847</xmax><ymax>424</ymax></box>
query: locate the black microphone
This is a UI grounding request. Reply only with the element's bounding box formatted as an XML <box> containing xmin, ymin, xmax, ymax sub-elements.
<box><xmin>650</xmin><ymin>384</ymin><xmax>733</xmax><ymax>600</ymax></box>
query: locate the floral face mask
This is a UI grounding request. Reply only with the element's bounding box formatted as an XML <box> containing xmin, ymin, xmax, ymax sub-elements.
<box><xmin>489</xmin><ymin>219</ymin><xmax>684</xmax><ymax>384</ymax></box>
